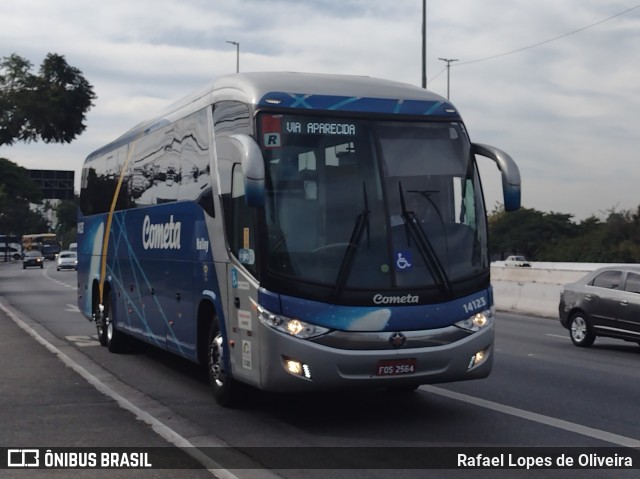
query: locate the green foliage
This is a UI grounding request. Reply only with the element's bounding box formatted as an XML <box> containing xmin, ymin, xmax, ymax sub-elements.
<box><xmin>0</xmin><ymin>158</ymin><xmax>49</xmax><ymax>235</ymax></box>
<box><xmin>55</xmin><ymin>199</ymin><xmax>78</xmax><ymax>247</ymax></box>
<box><xmin>54</xmin><ymin>199</ymin><xmax>77</xmax><ymax>234</ymax></box>
<box><xmin>0</xmin><ymin>53</ymin><xmax>96</xmax><ymax>146</ymax></box>
<box><xmin>0</xmin><ymin>157</ymin><xmax>43</xmax><ymax>203</ymax></box>
<box><xmin>489</xmin><ymin>204</ymin><xmax>640</xmax><ymax>263</ymax></box>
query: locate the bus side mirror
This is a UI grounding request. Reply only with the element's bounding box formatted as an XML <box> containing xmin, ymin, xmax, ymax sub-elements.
<box><xmin>472</xmin><ymin>143</ymin><xmax>521</xmax><ymax>211</ymax></box>
<box><xmin>228</xmin><ymin>134</ymin><xmax>265</xmax><ymax>208</ymax></box>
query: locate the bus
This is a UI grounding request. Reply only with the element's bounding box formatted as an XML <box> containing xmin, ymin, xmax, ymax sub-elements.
<box><xmin>22</xmin><ymin>233</ymin><xmax>61</xmax><ymax>260</ymax></box>
<box><xmin>77</xmin><ymin>72</ymin><xmax>521</xmax><ymax>406</ymax></box>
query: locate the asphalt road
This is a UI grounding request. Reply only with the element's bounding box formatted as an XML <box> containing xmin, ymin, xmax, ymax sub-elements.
<box><xmin>1</xmin><ymin>259</ymin><xmax>639</xmax><ymax>479</ymax></box>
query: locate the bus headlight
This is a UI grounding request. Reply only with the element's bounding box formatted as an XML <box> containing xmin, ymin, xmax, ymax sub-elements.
<box><xmin>257</xmin><ymin>305</ymin><xmax>330</xmax><ymax>339</ymax></box>
<box><xmin>454</xmin><ymin>310</ymin><xmax>493</xmax><ymax>332</ymax></box>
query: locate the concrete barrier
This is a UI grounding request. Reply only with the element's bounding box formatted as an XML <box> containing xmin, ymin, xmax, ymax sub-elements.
<box><xmin>490</xmin><ymin>262</ymin><xmax>629</xmax><ymax>318</ymax></box>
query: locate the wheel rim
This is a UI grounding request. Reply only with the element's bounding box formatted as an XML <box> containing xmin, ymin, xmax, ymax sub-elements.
<box><xmin>571</xmin><ymin>316</ymin><xmax>587</xmax><ymax>342</ymax></box>
<box><xmin>209</xmin><ymin>333</ymin><xmax>225</xmax><ymax>388</ymax></box>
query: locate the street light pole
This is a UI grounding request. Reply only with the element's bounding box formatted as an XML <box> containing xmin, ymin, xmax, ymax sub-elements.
<box><xmin>226</xmin><ymin>41</ymin><xmax>239</xmax><ymax>73</ymax></box>
<box><xmin>438</xmin><ymin>57</ymin><xmax>458</xmax><ymax>99</ymax></box>
<box><xmin>422</xmin><ymin>0</ymin><xmax>427</xmax><ymax>89</ymax></box>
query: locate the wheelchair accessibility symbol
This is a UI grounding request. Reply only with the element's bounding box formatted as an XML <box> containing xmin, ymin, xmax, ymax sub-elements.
<box><xmin>395</xmin><ymin>250</ymin><xmax>413</xmax><ymax>271</ymax></box>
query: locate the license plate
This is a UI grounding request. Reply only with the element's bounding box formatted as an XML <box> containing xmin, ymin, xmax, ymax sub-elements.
<box><xmin>375</xmin><ymin>358</ymin><xmax>417</xmax><ymax>376</ymax></box>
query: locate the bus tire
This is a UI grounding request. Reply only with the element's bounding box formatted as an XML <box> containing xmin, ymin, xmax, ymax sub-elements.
<box><xmin>106</xmin><ymin>291</ymin><xmax>127</xmax><ymax>353</ymax></box>
<box><xmin>95</xmin><ymin>301</ymin><xmax>108</xmax><ymax>347</ymax></box>
<box><xmin>207</xmin><ymin>320</ymin><xmax>238</xmax><ymax>407</ymax></box>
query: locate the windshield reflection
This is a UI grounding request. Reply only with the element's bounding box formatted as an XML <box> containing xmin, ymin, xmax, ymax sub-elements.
<box><xmin>260</xmin><ymin>114</ymin><xmax>488</xmax><ymax>292</ymax></box>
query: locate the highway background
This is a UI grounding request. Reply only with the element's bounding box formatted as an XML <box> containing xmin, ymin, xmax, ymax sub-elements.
<box><xmin>1</xmin><ymin>258</ymin><xmax>639</xmax><ymax>478</ymax></box>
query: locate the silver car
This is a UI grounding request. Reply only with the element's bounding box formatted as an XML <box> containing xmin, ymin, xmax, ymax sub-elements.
<box><xmin>56</xmin><ymin>250</ymin><xmax>78</xmax><ymax>271</ymax></box>
<box><xmin>559</xmin><ymin>266</ymin><xmax>640</xmax><ymax>347</ymax></box>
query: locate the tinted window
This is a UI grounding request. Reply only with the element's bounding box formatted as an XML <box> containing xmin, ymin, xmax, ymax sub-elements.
<box><xmin>624</xmin><ymin>272</ymin><xmax>640</xmax><ymax>294</ymax></box>
<box><xmin>81</xmin><ymin>109</ymin><xmax>214</xmax><ymax>216</ymax></box>
<box><xmin>213</xmin><ymin>101</ymin><xmax>251</xmax><ymax>136</ymax></box>
<box><xmin>228</xmin><ymin>164</ymin><xmax>258</xmax><ymax>277</ymax></box>
<box><xmin>591</xmin><ymin>270</ymin><xmax>622</xmax><ymax>290</ymax></box>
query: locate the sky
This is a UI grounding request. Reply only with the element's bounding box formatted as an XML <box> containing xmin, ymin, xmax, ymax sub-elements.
<box><xmin>1</xmin><ymin>0</ymin><xmax>639</xmax><ymax>221</ymax></box>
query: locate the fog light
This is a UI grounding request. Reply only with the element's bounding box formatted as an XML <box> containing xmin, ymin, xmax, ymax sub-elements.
<box><xmin>283</xmin><ymin>358</ymin><xmax>312</xmax><ymax>379</ymax></box>
<box><xmin>285</xmin><ymin>359</ymin><xmax>302</xmax><ymax>375</ymax></box>
<box><xmin>468</xmin><ymin>348</ymin><xmax>489</xmax><ymax>369</ymax></box>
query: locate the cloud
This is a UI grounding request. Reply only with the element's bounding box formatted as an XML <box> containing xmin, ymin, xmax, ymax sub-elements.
<box><xmin>1</xmin><ymin>0</ymin><xmax>639</xmax><ymax>220</ymax></box>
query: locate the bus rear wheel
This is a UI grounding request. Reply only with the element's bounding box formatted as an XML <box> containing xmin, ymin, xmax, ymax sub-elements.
<box><xmin>106</xmin><ymin>297</ymin><xmax>127</xmax><ymax>353</ymax></box>
<box><xmin>95</xmin><ymin>299</ymin><xmax>108</xmax><ymax>347</ymax></box>
<box><xmin>95</xmin><ymin>289</ymin><xmax>127</xmax><ymax>352</ymax></box>
<box><xmin>207</xmin><ymin>321</ymin><xmax>238</xmax><ymax>407</ymax></box>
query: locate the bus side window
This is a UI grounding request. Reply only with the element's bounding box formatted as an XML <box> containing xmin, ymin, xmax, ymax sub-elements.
<box><xmin>229</xmin><ymin>164</ymin><xmax>258</xmax><ymax>276</ymax></box>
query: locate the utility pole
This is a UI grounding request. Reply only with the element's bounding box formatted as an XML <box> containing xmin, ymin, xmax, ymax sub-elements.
<box><xmin>422</xmin><ymin>0</ymin><xmax>427</xmax><ymax>89</ymax></box>
<box><xmin>438</xmin><ymin>57</ymin><xmax>458</xmax><ymax>99</ymax></box>
<box><xmin>226</xmin><ymin>41</ymin><xmax>239</xmax><ymax>73</ymax></box>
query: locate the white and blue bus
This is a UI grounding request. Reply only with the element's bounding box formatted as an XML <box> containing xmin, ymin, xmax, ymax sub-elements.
<box><xmin>77</xmin><ymin>72</ymin><xmax>520</xmax><ymax>405</ymax></box>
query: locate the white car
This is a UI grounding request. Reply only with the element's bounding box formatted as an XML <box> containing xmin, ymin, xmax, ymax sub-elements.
<box><xmin>504</xmin><ymin>255</ymin><xmax>531</xmax><ymax>267</ymax></box>
<box><xmin>57</xmin><ymin>251</ymin><xmax>78</xmax><ymax>271</ymax></box>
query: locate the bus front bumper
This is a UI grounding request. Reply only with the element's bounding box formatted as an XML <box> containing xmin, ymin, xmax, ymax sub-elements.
<box><xmin>257</xmin><ymin>323</ymin><xmax>494</xmax><ymax>392</ymax></box>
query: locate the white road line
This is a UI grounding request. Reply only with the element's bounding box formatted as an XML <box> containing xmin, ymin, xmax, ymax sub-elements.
<box><xmin>421</xmin><ymin>385</ymin><xmax>640</xmax><ymax>448</ymax></box>
<box><xmin>42</xmin><ymin>265</ymin><xmax>76</xmax><ymax>289</ymax></box>
<box><xmin>65</xmin><ymin>303</ymin><xmax>81</xmax><ymax>313</ymax></box>
<box><xmin>0</xmin><ymin>300</ymin><xmax>245</xmax><ymax>479</ymax></box>
<box><xmin>547</xmin><ymin>333</ymin><xmax>569</xmax><ymax>340</ymax></box>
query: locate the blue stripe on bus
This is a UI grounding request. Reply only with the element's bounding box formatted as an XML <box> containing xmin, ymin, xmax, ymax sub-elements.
<box><xmin>78</xmin><ymin>202</ymin><xmax>223</xmax><ymax>362</ymax></box>
<box><xmin>259</xmin><ymin>93</ymin><xmax>458</xmax><ymax>117</ymax></box>
<box><xmin>276</xmin><ymin>289</ymin><xmax>492</xmax><ymax>332</ymax></box>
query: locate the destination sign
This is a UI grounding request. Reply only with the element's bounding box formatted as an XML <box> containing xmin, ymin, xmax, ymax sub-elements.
<box><xmin>285</xmin><ymin>120</ymin><xmax>356</xmax><ymax>136</ymax></box>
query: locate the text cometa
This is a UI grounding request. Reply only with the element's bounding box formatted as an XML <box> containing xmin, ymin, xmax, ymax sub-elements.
<box><xmin>142</xmin><ymin>215</ymin><xmax>181</xmax><ymax>250</ymax></box>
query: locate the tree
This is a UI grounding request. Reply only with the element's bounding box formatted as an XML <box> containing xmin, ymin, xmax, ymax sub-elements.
<box><xmin>489</xmin><ymin>204</ymin><xmax>640</xmax><ymax>263</ymax></box>
<box><xmin>0</xmin><ymin>53</ymin><xmax>96</xmax><ymax>146</ymax></box>
<box><xmin>0</xmin><ymin>158</ymin><xmax>49</xmax><ymax>235</ymax></box>
<box><xmin>489</xmin><ymin>206</ymin><xmax>579</xmax><ymax>260</ymax></box>
<box><xmin>55</xmin><ymin>198</ymin><xmax>78</xmax><ymax>248</ymax></box>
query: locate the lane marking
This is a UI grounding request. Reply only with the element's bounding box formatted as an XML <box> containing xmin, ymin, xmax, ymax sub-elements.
<box><xmin>42</xmin><ymin>265</ymin><xmax>77</xmax><ymax>290</ymax></box>
<box><xmin>0</xmin><ymin>299</ymin><xmax>257</xmax><ymax>479</ymax></box>
<box><xmin>65</xmin><ymin>303</ymin><xmax>81</xmax><ymax>313</ymax></box>
<box><xmin>421</xmin><ymin>385</ymin><xmax>640</xmax><ymax>447</ymax></box>
<box><xmin>65</xmin><ymin>335</ymin><xmax>100</xmax><ymax>347</ymax></box>
<box><xmin>547</xmin><ymin>333</ymin><xmax>569</xmax><ymax>340</ymax></box>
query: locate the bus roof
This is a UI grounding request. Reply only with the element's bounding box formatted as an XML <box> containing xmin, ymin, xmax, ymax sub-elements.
<box><xmin>86</xmin><ymin>72</ymin><xmax>458</xmax><ymax>162</ymax></box>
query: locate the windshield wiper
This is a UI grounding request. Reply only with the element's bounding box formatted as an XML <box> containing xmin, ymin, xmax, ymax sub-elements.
<box><xmin>398</xmin><ymin>183</ymin><xmax>452</xmax><ymax>295</ymax></box>
<box><xmin>331</xmin><ymin>183</ymin><xmax>370</xmax><ymax>298</ymax></box>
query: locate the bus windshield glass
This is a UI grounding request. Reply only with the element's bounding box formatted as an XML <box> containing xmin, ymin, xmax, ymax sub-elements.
<box><xmin>259</xmin><ymin>113</ymin><xmax>488</xmax><ymax>292</ymax></box>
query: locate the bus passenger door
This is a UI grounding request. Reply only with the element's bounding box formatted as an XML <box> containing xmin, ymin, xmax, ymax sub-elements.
<box><xmin>226</xmin><ymin>264</ymin><xmax>260</xmax><ymax>386</ymax></box>
<box><xmin>224</xmin><ymin>164</ymin><xmax>262</xmax><ymax>386</ymax></box>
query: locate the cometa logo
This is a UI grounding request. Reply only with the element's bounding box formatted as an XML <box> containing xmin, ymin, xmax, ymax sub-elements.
<box><xmin>142</xmin><ymin>215</ymin><xmax>181</xmax><ymax>250</ymax></box>
<box><xmin>372</xmin><ymin>293</ymin><xmax>419</xmax><ymax>305</ymax></box>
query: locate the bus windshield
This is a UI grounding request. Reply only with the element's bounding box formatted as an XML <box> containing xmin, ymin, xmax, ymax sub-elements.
<box><xmin>260</xmin><ymin>113</ymin><xmax>488</xmax><ymax>293</ymax></box>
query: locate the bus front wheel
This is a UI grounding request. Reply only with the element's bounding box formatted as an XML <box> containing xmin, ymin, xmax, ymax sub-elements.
<box><xmin>207</xmin><ymin>321</ymin><xmax>238</xmax><ymax>407</ymax></box>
